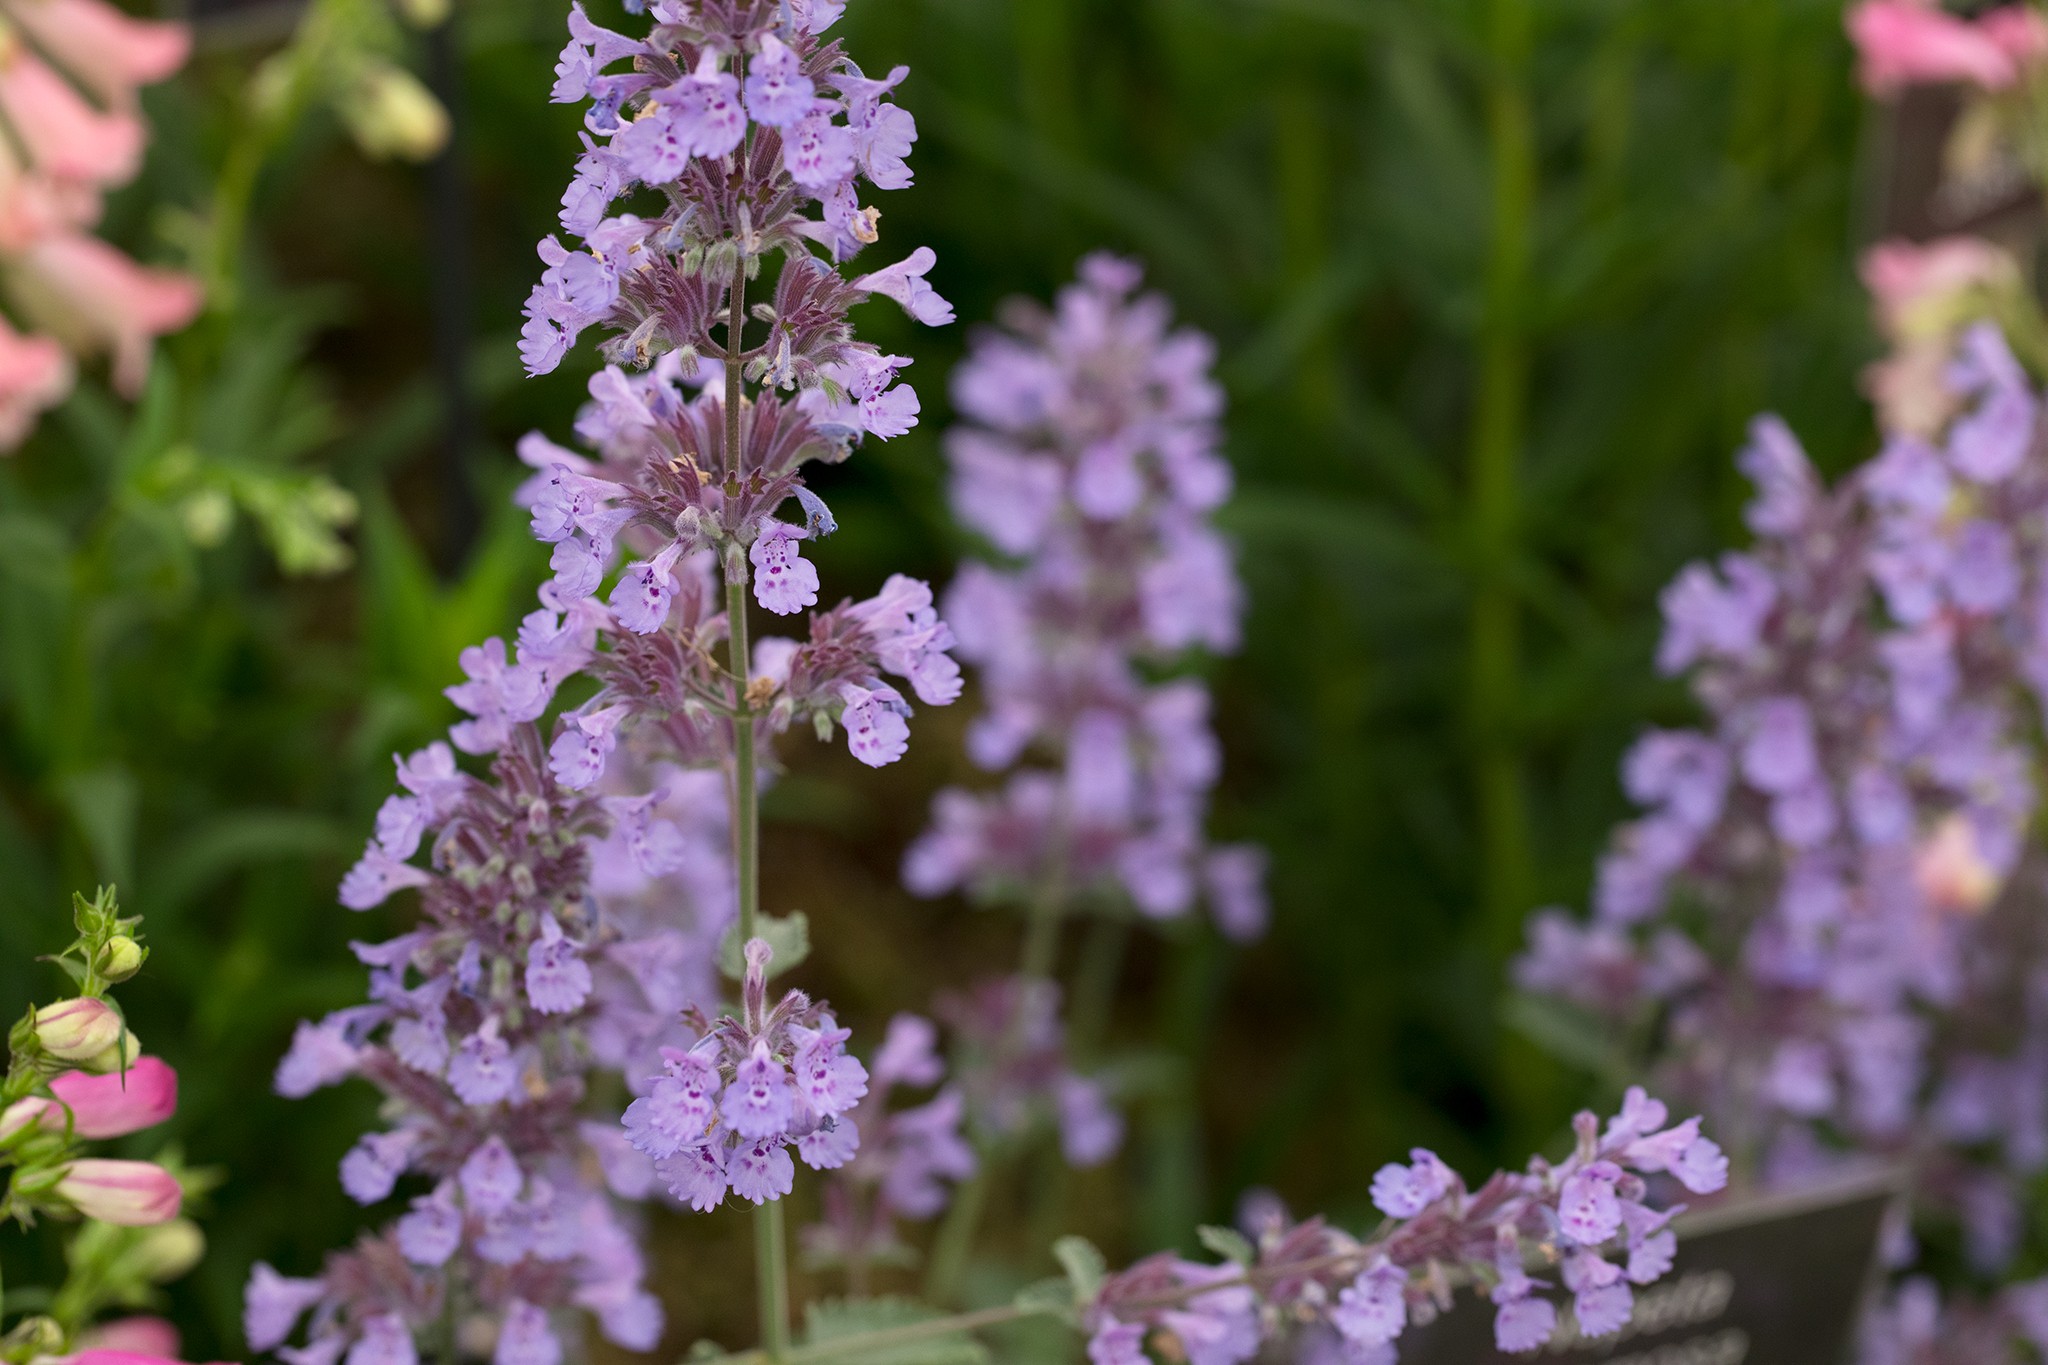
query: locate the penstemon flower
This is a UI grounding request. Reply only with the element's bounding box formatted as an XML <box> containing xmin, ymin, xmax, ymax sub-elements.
<box><xmin>0</xmin><ymin>0</ymin><xmax>199</xmax><ymax>445</ymax></box>
<box><xmin>904</xmin><ymin>253</ymin><xmax>1265</xmax><ymax>939</ymax></box>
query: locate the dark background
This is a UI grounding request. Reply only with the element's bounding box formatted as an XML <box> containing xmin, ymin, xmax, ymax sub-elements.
<box><xmin>0</xmin><ymin>0</ymin><xmax>1885</xmax><ymax>1356</ymax></box>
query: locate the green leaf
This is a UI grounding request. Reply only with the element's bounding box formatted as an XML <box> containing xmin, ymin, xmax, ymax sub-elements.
<box><xmin>56</xmin><ymin>768</ymin><xmax>138</xmax><ymax>891</ymax></box>
<box><xmin>801</xmin><ymin>1296</ymin><xmax>990</xmax><ymax>1365</ymax></box>
<box><xmin>1052</xmin><ymin>1236</ymin><xmax>1106</xmax><ymax>1303</ymax></box>
<box><xmin>719</xmin><ymin>911</ymin><xmax>810</xmax><ymax>981</ymax></box>
<box><xmin>1196</xmin><ymin>1225</ymin><xmax>1254</xmax><ymax>1267</ymax></box>
<box><xmin>1011</xmin><ymin>1277</ymin><xmax>1078</xmax><ymax>1323</ymax></box>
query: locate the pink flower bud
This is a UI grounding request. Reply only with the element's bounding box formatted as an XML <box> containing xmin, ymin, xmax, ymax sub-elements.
<box><xmin>46</xmin><ymin>1057</ymin><xmax>177</xmax><ymax>1138</ymax></box>
<box><xmin>55</xmin><ymin>1158</ymin><xmax>182</xmax><ymax>1225</ymax></box>
<box><xmin>34</xmin><ymin>997</ymin><xmax>123</xmax><ymax>1061</ymax></box>
<box><xmin>0</xmin><ymin>1095</ymin><xmax>53</xmax><ymax>1141</ymax></box>
<box><xmin>6</xmin><ymin>233</ymin><xmax>202</xmax><ymax>397</ymax></box>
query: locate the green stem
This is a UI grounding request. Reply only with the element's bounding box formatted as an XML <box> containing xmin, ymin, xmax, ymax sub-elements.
<box><xmin>919</xmin><ymin>1161</ymin><xmax>990</xmax><ymax>1305</ymax></box>
<box><xmin>720</xmin><ymin>238</ymin><xmax>787</xmax><ymax>1358</ymax></box>
<box><xmin>1469</xmin><ymin>0</ymin><xmax>1536</xmax><ymax>949</ymax></box>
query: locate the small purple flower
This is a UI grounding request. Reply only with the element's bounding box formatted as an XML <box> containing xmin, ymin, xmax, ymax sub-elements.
<box><xmin>609</xmin><ymin>541</ymin><xmax>685</xmax><ymax>635</ymax></box>
<box><xmin>395</xmin><ymin>1183</ymin><xmax>464</xmax><ymax>1266</ymax></box>
<box><xmin>655</xmin><ymin>1142</ymin><xmax>728</xmax><ymax>1212</ymax></box>
<box><xmin>728</xmin><ymin>1138</ymin><xmax>797</xmax><ymax>1204</ymax></box>
<box><xmin>1493</xmin><ymin>1296</ymin><xmax>1557</xmax><ymax>1352</ymax></box>
<box><xmin>853</xmin><ymin>247</ymin><xmax>954</xmax><ymax>325</ymax></box>
<box><xmin>459</xmin><ymin>1137</ymin><xmax>524</xmax><ymax>1214</ymax></box>
<box><xmin>549</xmin><ymin>704</ymin><xmax>629</xmax><ymax>791</ymax></box>
<box><xmin>339</xmin><ymin>845</ymin><xmax>434</xmax><ymax>912</ymax></box>
<box><xmin>751</xmin><ymin>521</ymin><xmax>821</xmax><ymax>616</ymax></box>
<box><xmin>525</xmin><ymin>914</ymin><xmax>594</xmax><ymax>1014</ymax></box>
<box><xmin>275</xmin><ymin>1021</ymin><xmax>360</xmax><ymax>1098</ymax></box>
<box><xmin>245</xmin><ymin>1263</ymin><xmax>329</xmax><ymax>1353</ymax></box>
<box><xmin>1331</xmin><ymin>1261</ymin><xmax>1407</xmax><ymax>1349</ymax></box>
<box><xmin>743</xmin><ymin>34</ymin><xmax>814</xmax><ymax>127</ymax></box>
<box><xmin>623</xmin><ymin>1050</ymin><xmax>722</xmax><ymax>1159</ymax></box>
<box><xmin>1572</xmin><ymin>1281</ymin><xmax>1633</xmax><ymax>1339</ymax></box>
<box><xmin>841</xmin><ymin>682</ymin><xmax>911</xmax><ymax>767</ymax></box>
<box><xmin>494</xmin><ymin>1300</ymin><xmax>562</xmax><ymax>1365</ymax></box>
<box><xmin>345</xmin><ymin>1315</ymin><xmax>418</xmax><ymax>1365</ymax></box>
<box><xmin>1369</xmin><ymin>1150</ymin><xmax>1453</xmax><ymax>1218</ymax></box>
<box><xmin>1556</xmin><ymin>1161</ymin><xmax>1624</xmax><ymax>1246</ymax></box>
<box><xmin>448</xmin><ymin>1020</ymin><xmax>518</xmax><ymax>1106</ymax></box>
<box><xmin>339</xmin><ymin>1130</ymin><xmax>417</xmax><ymax>1204</ymax></box>
<box><xmin>723</xmin><ymin>1042</ymin><xmax>797</xmax><ymax>1140</ymax></box>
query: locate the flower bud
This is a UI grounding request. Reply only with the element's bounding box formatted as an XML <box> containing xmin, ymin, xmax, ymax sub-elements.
<box><xmin>97</xmin><ymin>935</ymin><xmax>145</xmax><ymax>983</ymax></box>
<box><xmin>78</xmin><ymin>1030</ymin><xmax>143</xmax><ymax>1075</ymax></box>
<box><xmin>47</xmin><ymin>1056</ymin><xmax>177</xmax><ymax>1138</ymax></box>
<box><xmin>123</xmin><ymin>1217</ymin><xmax>205</xmax><ymax>1281</ymax></box>
<box><xmin>340</xmin><ymin>63</ymin><xmax>449</xmax><ymax>162</ymax></box>
<box><xmin>391</xmin><ymin>0</ymin><xmax>450</xmax><ymax>25</ymax></box>
<box><xmin>55</xmin><ymin>1158</ymin><xmax>182</xmax><ymax>1225</ymax></box>
<box><xmin>0</xmin><ymin>1095</ymin><xmax>52</xmax><ymax>1142</ymax></box>
<box><xmin>34</xmin><ymin>998</ymin><xmax>123</xmax><ymax>1062</ymax></box>
<box><xmin>0</xmin><ymin>1315</ymin><xmax>64</xmax><ymax>1359</ymax></box>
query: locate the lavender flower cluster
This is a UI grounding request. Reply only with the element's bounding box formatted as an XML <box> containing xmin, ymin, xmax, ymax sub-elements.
<box><xmin>247</xmin><ymin>1</ymin><xmax>979</xmax><ymax>1360</ymax></box>
<box><xmin>1516</xmin><ymin>323</ymin><xmax>2048</xmax><ymax>1355</ymax></box>
<box><xmin>621</xmin><ymin>938</ymin><xmax>867</xmax><ymax>1210</ymax></box>
<box><xmin>1084</xmin><ymin>1089</ymin><xmax>1726</xmax><ymax>1363</ymax></box>
<box><xmin>252</xmin><ymin>730</ymin><xmax>675</xmax><ymax>1365</ymax></box>
<box><xmin>903</xmin><ymin>255</ymin><xmax>1265</xmax><ymax>939</ymax></box>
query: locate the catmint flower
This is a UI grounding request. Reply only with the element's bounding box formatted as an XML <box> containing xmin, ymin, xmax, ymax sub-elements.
<box><xmin>909</xmin><ymin>256</ymin><xmax>1261</xmax><ymax>940</ymax></box>
<box><xmin>524</xmin><ymin>915</ymin><xmax>593</xmax><ymax>1015</ymax></box>
<box><xmin>751</xmin><ymin>522</ymin><xmax>821</xmax><ymax>616</ymax></box>
<box><xmin>628</xmin><ymin>940</ymin><xmax>867</xmax><ymax>1210</ymax></box>
<box><xmin>1515</xmin><ymin>317</ymin><xmax>2048</xmax><ymax>1358</ymax></box>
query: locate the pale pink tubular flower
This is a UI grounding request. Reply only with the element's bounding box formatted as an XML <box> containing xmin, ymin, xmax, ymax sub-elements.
<box><xmin>44</xmin><ymin>1056</ymin><xmax>178</xmax><ymax>1139</ymax></box>
<box><xmin>76</xmin><ymin>1317</ymin><xmax>184</xmax><ymax>1359</ymax></box>
<box><xmin>0</xmin><ymin>0</ymin><xmax>196</xmax><ymax>449</ymax></box>
<box><xmin>65</xmin><ymin>1351</ymin><xmax>230</xmax><ymax>1365</ymax></box>
<box><xmin>54</xmin><ymin>1158</ymin><xmax>182</xmax><ymax>1225</ymax></box>
<box><xmin>0</xmin><ymin>312</ymin><xmax>72</xmax><ymax>444</ymax></box>
<box><xmin>1860</xmin><ymin>235</ymin><xmax>2019</xmax><ymax>437</ymax></box>
<box><xmin>0</xmin><ymin>0</ymin><xmax>189</xmax><ymax>106</ymax></box>
<box><xmin>0</xmin><ymin>42</ymin><xmax>143</xmax><ymax>188</ymax></box>
<box><xmin>1847</xmin><ymin>0</ymin><xmax>2046</xmax><ymax>94</ymax></box>
<box><xmin>7</xmin><ymin>233</ymin><xmax>202</xmax><ymax>396</ymax></box>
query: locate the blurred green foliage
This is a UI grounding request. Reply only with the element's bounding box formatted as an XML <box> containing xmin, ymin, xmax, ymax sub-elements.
<box><xmin>0</xmin><ymin>0</ymin><xmax>1885</xmax><ymax>1357</ymax></box>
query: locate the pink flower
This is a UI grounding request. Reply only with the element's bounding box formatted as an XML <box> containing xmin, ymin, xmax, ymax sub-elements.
<box><xmin>0</xmin><ymin>313</ymin><xmax>73</xmax><ymax>450</ymax></box>
<box><xmin>7</xmin><ymin>233</ymin><xmax>202</xmax><ymax>395</ymax></box>
<box><xmin>0</xmin><ymin>0</ymin><xmax>190</xmax><ymax>106</ymax></box>
<box><xmin>77</xmin><ymin>1317</ymin><xmax>183</xmax><ymax>1359</ymax></box>
<box><xmin>1847</xmin><ymin>0</ymin><xmax>2038</xmax><ymax>94</ymax></box>
<box><xmin>45</xmin><ymin>1056</ymin><xmax>179</xmax><ymax>1138</ymax></box>
<box><xmin>0</xmin><ymin>44</ymin><xmax>144</xmax><ymax>187</ymax></box>
<box><xmin>1861</xmin><ymin>236</ymin><xmax>2012</xmax><ymax>335</ymax></box>
<box><xmin>55</xmin><ymin>1158</ymin><xmax>183</xmax><ymax>1225</ymax></box>
<box><xmin>65</xmin><ymin>1352</ymin><xmax>229</xmax><ymax>1365</ymax></box>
